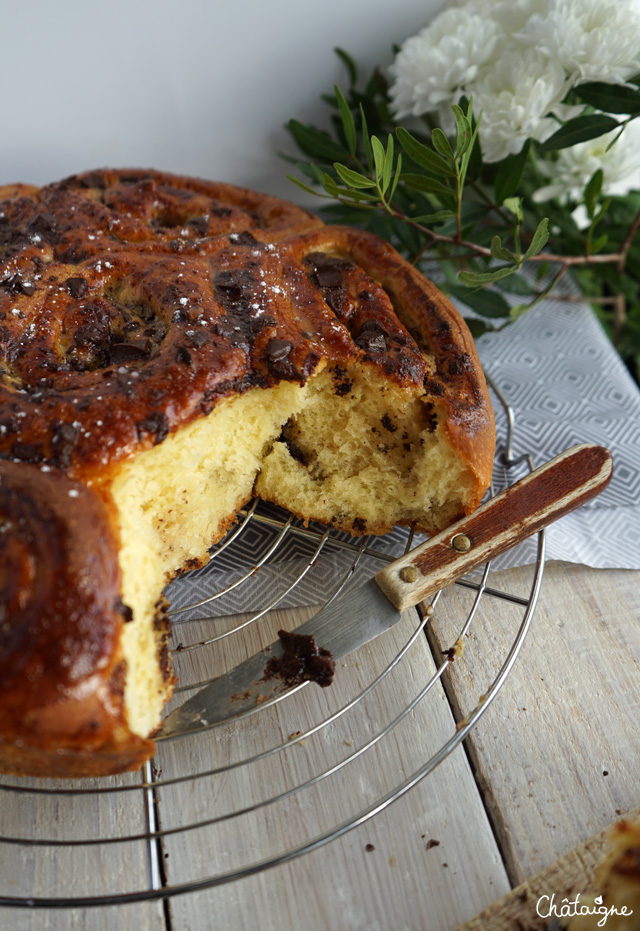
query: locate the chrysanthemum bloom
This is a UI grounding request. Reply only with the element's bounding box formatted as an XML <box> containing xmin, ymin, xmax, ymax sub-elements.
<box><xmin>388</xmin><ymin>7</ymin><xmax>502</xmax><ymax>129</ymax></box>
<box><xmin>520</xmin><ymin>0</ymin><xmax>640</xmax><ymax>84</ymax></box>
<box><xmin>473</xmin><ymin>47</ymin><xmax>569</xmax><ymax>162</ymax></box>
<box><xmin>534</xmin><ymin>120</ymin><xmax>640</xmax><ymax>210</ymax></box>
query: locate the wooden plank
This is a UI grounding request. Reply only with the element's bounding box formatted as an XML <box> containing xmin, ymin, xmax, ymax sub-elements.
<box><xmin>0</xmin><ymin>765</ymin><xmax>166</xmax><ymax>929</ymax></box>
<box><xmin>456</xmin><ymin>805</ymin><xmax>640</xmax><ymax>931</ymax></box>
<box><xmin>155</xmin><ymin>599</ymin><xmax>511</xmax><ymax>931</ymax></box>
<box><xmin>0</xmin><ymin>903</ymin><xmax>166</xmax><ymax>931</ymax></box>
<box><xmin>427</xmin><ymin>563</ymin><xmax>640</xmax><ymax>887</ymax></box>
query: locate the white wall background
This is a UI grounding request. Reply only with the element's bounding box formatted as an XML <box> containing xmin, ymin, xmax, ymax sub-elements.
<box><xmin>0</xmin><ymin>0</ymin><xmax>445</xmax><ymax>200</ymax></box>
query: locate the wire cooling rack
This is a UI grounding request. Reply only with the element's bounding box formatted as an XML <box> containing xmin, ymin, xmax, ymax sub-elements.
<box><xmin>0</xmin><ymin>378</ymin><xmax>545</xmax><ymax>909</ymax></box>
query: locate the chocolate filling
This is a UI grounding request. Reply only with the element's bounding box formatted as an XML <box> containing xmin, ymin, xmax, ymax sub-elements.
<box><xmin>264</xmin><ymin>629</ymin><xmax>335</xmax><ymax>688</ymax></box>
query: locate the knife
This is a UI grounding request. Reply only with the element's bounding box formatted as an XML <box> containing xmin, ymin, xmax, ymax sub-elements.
<box><xmin>156</xmin><ymin>443</ymin><xmax>613</xmax><ymax>740</ymax></box>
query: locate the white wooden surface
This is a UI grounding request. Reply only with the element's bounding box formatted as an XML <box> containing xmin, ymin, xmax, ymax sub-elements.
<box><xmin>1</xmin><ymin>562</ymin><xmax>638</xmax><ymax>930</ymax></box>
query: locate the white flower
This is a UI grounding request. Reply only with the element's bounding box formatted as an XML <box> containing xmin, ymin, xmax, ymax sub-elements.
<box><xmin>520</xmin><ymin>0</ymin><xmax>640</xmax><ymax>85</ymax></box>
<box><xmin>388</xmin><ymin>8</ymin><xmax>502</xmax><ymax>128</ymax></box>
<box><xmin>534</xmin><ymin>120</ymin><xmax>640</xmax><ymax>209</ymax></box>
<box><xmin>473</xmin><ymin>47</ymin><xmax>569</xmax><ymax>162</ymax></box>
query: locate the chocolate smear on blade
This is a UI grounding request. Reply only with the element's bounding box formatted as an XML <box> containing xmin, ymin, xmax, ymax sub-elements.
<box><xmin>264</xmin><ymin>629</ymin><xmax>335</xmax><ymax>688</ymax></box>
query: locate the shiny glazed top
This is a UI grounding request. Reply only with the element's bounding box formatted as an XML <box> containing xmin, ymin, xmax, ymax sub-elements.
<box><xmin>0</xmin><ymin>169</ymin><xmax>493</xmax><ymax>486</ymax></box>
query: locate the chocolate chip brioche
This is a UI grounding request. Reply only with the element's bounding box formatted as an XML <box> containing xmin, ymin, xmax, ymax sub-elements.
<box><xmin>0</xmin><ymin>169</ymin><xmax>495</xmax><ymax>777</ymax></box>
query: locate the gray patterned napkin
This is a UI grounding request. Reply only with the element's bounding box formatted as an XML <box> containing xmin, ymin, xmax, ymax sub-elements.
<box><xmin>478</xmin><ymin>298</ymin><xmax>640</xmax><ymax>571</ymax></box>
<box><xmin>166</xmin><ymin>297</ymin><xmax>640</xmax><ymax>620</ymax></box>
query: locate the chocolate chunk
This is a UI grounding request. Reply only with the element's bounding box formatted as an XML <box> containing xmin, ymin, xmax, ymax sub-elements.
<box><xmin>325</xmin><ymin>289</ymin><xmax>349</xmax><ymax>317</ymax></box>
<box><xmin>211</xmin><ymin>206</ymin><xmax>232</xmax><ymax>218</ymax></box>
<box><xmin>10</xmin><ymin>442</ymin><xmax>44</xmax><ymax>463</ymax></box>
<box><xmin>214</xmin><ymin>269</ymin><xmax>253</xmax><ymax>305</ymax></box>
<box><xmin>229</xmin><ymin>230</ymin><xmax>258</xmax><ymax>246</ymax></box>
<box><xmin>136</xmin><ymin>412</ymin><xmax>169</xmax><ymax>445</ymax></box>
<box><xmin>65</xmin><ymin>276</ymin><xmax>89</xmax><ymax>299</ymax></box>
<box><xmin>314</xmin><ymin>264</ymin><xmax>344</xmax><ymax>289</ymax></box>
<box><xmin>186</xmin><ymin>330</ymin><xmax>209</xmax><ymax>348</ymax></box>
<box><xmin>26</xmin><ymin>213</ymin><xmax>56</xmax><ymax>240</ymax></box>
<box><xmin>188</xmin><ymin>216</ymin><xmax>209</xmax><ymax>237</ymax></box>
<box><xmin>264</xmin><ymin>629</ymin><xmax>335</xmax><ymax>689</ymax></box>
<box><xmin>381</xmin><ymin>414</ymin><xmax>397</xmax><ymax>433</ymax></box>
<box><xmin>447</xmin><ymin>352</ymin><xmax>470</xmax><ymax>376</ymax></box>
<box><xmin>52</xmin><ymin>421</ymin><xmax>79</xmax><ymax>468</ymax></box>
<box><xmin>1</xmin><ymin>274</ymin><xmax>35</xmax><ymax>296</ymax></box>
<box><xmin>110</xmin><ymin>340</ymin><xmax>151</xmax><ymax>364</ymax></box>
<box><xmin>176</xmin><ymin>345</ymin><xmax>192</xmax><ymax>365</ymax></box>
<box><xmin>279</xmin><ymin>432</ymin><xmax>308</xmax><ymax>466</ymax></box>
<box><xmin>264</xmin><ymin>338</ymin><xmax>300</xmax><ymax>379</ymax></box>
<box><xmin>264</xmin><ymin>338</ymin><xmax>292</xmax><ymax>363</ymax></box>
<box><xmin>113</xmin><ymin>597</ymin><xmax>134</xmax><ymax>623</ymax></box>
<box><xmin>355</xmin><ymin>331</ymin><xmax>387</xmax><ymax>353</ymax></box>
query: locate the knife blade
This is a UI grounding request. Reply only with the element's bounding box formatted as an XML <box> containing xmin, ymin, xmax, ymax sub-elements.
<box><xmin>156</xmin><ymin>443</ymin><xmax>612</xmax><ymax>740</ymax></box>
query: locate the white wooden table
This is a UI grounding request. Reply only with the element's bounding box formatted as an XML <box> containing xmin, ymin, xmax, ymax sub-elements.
<box><xmin>0</xmin><ymin>560</ymin><xmax>638</xmax><ymax>930</ymax></box>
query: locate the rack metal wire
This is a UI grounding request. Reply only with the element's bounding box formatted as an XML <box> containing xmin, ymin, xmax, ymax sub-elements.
<box><xmin>0</xmin><ymin>379</ymin><xmax>545</xmax><ymax>909</ymax></box>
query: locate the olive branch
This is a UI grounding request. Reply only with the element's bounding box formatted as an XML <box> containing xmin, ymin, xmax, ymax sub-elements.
<box><xmin>284</xmin><ymin>50</ymin><xmax>640</xmax><ymax>377</ymax></box>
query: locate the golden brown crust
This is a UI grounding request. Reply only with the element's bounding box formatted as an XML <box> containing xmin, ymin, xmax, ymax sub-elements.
<box><xmin>0</xmin><ymin>460</ymin><xmax>155</xmax><ymax>777</ymax></box>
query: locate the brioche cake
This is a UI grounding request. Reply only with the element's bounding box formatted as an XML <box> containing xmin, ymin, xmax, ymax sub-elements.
<box><xmin>0</xmin><ymin>169</ymin><xmax>495</xmax><ymax>777</ymax></box>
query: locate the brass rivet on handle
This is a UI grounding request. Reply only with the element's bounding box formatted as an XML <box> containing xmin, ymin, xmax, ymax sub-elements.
<box><xmin>451</xmin><ymin>534</ymin><xmax>472</xmax><ymax>553</ymax></box>
<box><xmin>399</xmin><ymin>565</ymin><xmax>419</xmax><ymax>584</ymax></box>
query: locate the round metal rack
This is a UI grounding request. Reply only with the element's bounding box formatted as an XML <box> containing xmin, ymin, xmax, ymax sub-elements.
<box><xmin>0</xmin><ymin>379</ymin><xmax>545</xmax><ymax>909</ymax></box>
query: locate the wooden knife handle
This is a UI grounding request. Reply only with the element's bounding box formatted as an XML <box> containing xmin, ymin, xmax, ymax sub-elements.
<box><xmin>375</xmin><ymin>444</ymin><xmax>613</xmax><ymax>612</ymax></box>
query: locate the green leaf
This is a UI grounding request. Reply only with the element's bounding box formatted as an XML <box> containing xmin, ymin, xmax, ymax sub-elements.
<box><xmin>456</xmin><ymin>287</ymin><xmax>512</xmax><ymax>319</ymax></box>
<box><xmin>371</xmin><ymin>135</ymin><xmax>386</xmax><ymax>179</ymax></box>
<box><xmin>287</xmin><ymin>175</ymin><xmax>332</xmax><ymax>199</ymax></box>
<box><xmin>494</xmin><ymin>272</ymin><xmax>535</xmax><ymax>296</ymax></box>
<box><xmin>536</xmin><ymin>260</ymin><xmax>549</xmax><ymax>281</ymax></box>
<box><xmin>574</xmin><ymin>81</ymin><xmax>640</xmax><ymax>114</ymax></box>
<box><xmin>590</xmin><ymin>232</ymin><xmax>608</xmax><ymax>253</ymax></box>
<box><xmin>382</xmin><ymin>134</ymin><xmax>394</xmax><ymax>194</ymax></box>
<box><xmin>322</xmin><ymin>174</ymin><xmax>380</xmax><ymax>204</ymax></box>
<box><xmin>395</xmin><ymin>127</ymin><xmax>456</xmax><ymax>176</ymax></box>
<box><xmin>462</xmin><ymin>119</ymin><xmax>483</xmax><ymax>183</ymax></box>
<box><xmin>431</xmin><ymin>127</ymin><xmax>455</xmax><ymax>160</ymax></box>
<box><xmin>321</xmin><ymin>174</ymin><xmax>342</xmax><ymax>198</ymax></box>
<box><xmin>493</xmin><ymin>140</ymin><xmax>531</xmax><ymax>205</ymax></box>
<box><xmin>334</xmin><ymin>85</ymin><xmax>357</xmax><ymax>155</ymax></box>
<box><xmin>360</xmin><ymin>105</ymin><xmax>373</xmax><ymax>173</ymax></box>
<box><xmin>605</xmin><ymin>125</ymin><xmax>626</xmax><ymax>152</ymax></box>
<box><xmin>389</xmin><ymin>154</ymin><xmax>403</xmax><ymax>202</ymax></box>
<box><xmin>448</xmin><ymin>283</ymin><xmax>512</xmax><ymax>318</ymax></box>
<box><xmin>451</xmin><ymin>104</ymin><xmax>472</xmax><ymax>157</ymax></box>
<box><xmin>458</xmin><ymin>266</ymin><xmax>517</xmax><ymax>286</ymax></box>
<box><xmin>288</xmin><ymin>119</ymin><xmax>349</xmax><ymax>161</ymax></box>
<box><xmin>463</xmin><ymin>318</ymin><xmax>493</xmax><ymax>338</ymax></box>
<box><xmin>509</xmin><ymin>303</ymin><xmax>530</xmax><ymax>320</ymax></box>
<box><xmin>334</xmin><ymin>47</ymin><xmax>357</xmax><ymax>87</ymax></box>
<box><xmin>490</xmin><ymin>235</ymin><xmax>516</xmax><ymax>263</ymax></box>
<box><xmin>584</xmin><ymin>168</ymin><xmax>603</xmax><ymax>218</ymax></box>
<box><xmin>540</xmin><ymin>114</ymin><xmax>620</xmax><ymax>151</ymax></box>
<box><xmin>523</xmin><ymin>217</ymin><xmax>550</xmax><ymax>260</ymax></box>
<box><xmin>592</xmin><ymin>197</ymin><xmax>611</xmax><ymax>224</ymax></box>
<box><xmin>411</xmin><ymin>209</ymin><xmax>455</xmax><ymax>224</ymax></box>
<box><xmin>333</xmin><ymin>162</ymin><xmax>376</xmax><ymax>189</ymax></box>
<box><xmin>503</xmin><ymin>196</ymin><xmax>523</xmax><ymax>222</ymax></box>
<box><xmin>401</xmin><ymin>172</ymin><xmax>453</xmax><ymax>198</ymax></box>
